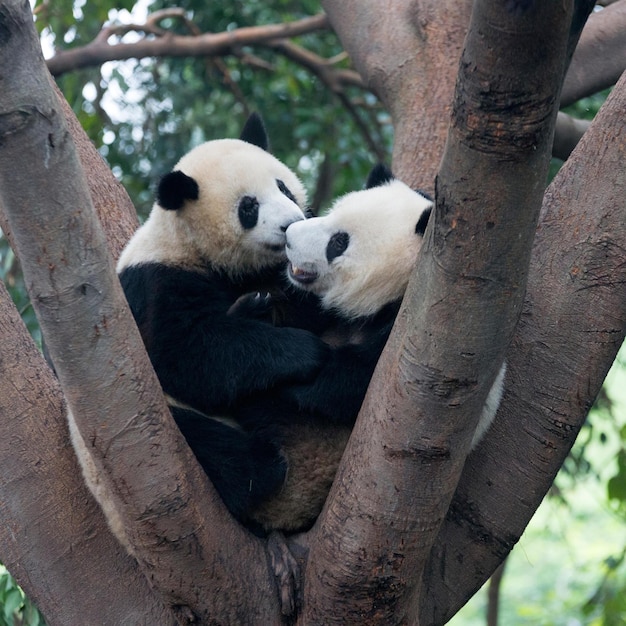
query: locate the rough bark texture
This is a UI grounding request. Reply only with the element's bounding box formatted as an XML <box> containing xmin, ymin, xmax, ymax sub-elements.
<box><xmin>0</xmin><ymin>82</ymin><xmax>137</xmax><ymax>256</ymax></box>
<box><xmin>0</xmin><ymin>2</ymin><xmax>281</xmax><ymax>623</ymax></box>
<box><xmin>0</xmin><ymin>281</ymin><xmax>176</xmax><ymax>624</ymax></box>
<box><xmin>562</xmin><ymin>0</ymin><xmax>626</xmax><ymax>106</ymax></box>
<box><xmin>0</xmin><ymin>0</ymin><xmax>624</xmax><ymax>623</ymax></box>
<box><xmin>301</xmin><ymin>3</ymin><xmax>573</xmax><ymax>624</ymax></box>
<box><xmin>421</xmin><ymin>68</ymin><xmax>626</xmax><ymax>625</ymax></box>
<box><xmin>52</xmin><ymin>83</ymin><xmax>139</xmax><ymax>259</ymax></box>
<box><xmin>322</xmin><ymin>0</ymin><xmax>474</xmax><ymax>193</ymax></box>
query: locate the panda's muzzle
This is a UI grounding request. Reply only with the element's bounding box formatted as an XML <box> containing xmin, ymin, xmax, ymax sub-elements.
<box><xmin>288</xmin><ymin>263</ymin><xmax>318</xmax><ymax>284</ymax></box>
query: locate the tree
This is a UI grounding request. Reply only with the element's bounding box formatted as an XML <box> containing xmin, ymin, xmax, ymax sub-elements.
<box><xmin>0</xmin><ymin>0</ymin><xmax>625</xmax><ymax>624</ymax></box>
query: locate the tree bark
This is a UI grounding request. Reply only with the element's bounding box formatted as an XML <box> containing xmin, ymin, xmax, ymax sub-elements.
<box><xmin>322</xmin><ymin>0</ymin><xmax>474</xmax><ymax>193</ymax></box>
<box><xmin>46</xmin><ymin>14</ymin><xmax>330</xmax><ymax>77</ymax></box>
<box><xmin>553</xmin><ymin>111</ymin><xmax>591</xmax><ymax>161</ymax></box>
<box><xmin>301</xmin><ymin>3</ymin><xmax>574</xmax><ymax>624</ymax></box>
<box><xmin>0</xmin><ymin>2</ymin><xmax>282</xmax><ymax>622</ymax></box>
<box><xmin>0</xmin><ymin>280</ymin><xmax>177</xmax><ymax>624</ymax></box>
<box><xmin>421</xmin><ymin>67</ymin><xmax>626</xmax><ymax>626</ymax></box>
<box><xmin>1</xmin><ymin>0</ymin><xmax>624</xmax><ymax>624</ymax></box>
<box><xmin>562</xmin><ymin>0</ymin><xmax>626</xmax><ymax>106</ymax></box>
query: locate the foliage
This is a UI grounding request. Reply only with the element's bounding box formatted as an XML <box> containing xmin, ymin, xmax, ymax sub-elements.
<box><xmin>34</xmin><ymin>0</ymin><xmax>390</xmax><ymax>218</ymax></box>
<box><xmin>0</xmin><ymin>242</ymin><xmax>39</xmax><ymax>346</ymax></box>
<box><xmin>0</xmin><ymin>566</ymin><xmax>45</xmax><ymax>626</ymax></box>
<box><xmin>2</xmin><ymin>2</ymin><xmax>624</xmax><ymax>623</ymax></box>
<box><xmin>451</xmin><ymin>353</ymin><xmax>626</xmax><ymax>626</ymax></box>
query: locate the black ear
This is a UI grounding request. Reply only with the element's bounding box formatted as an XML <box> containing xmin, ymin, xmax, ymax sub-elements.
<box><xmin>415</xmin><ymin>188</ymin><xmax>433</xmax><ymax>202</ymax></box>
<box><xmin>365</xmin><ymin>163</ymin><xmax>394</xmax><ymax>189</ymax></box>
<box><xmin>157</xmin><ymin>171</ymin><xmax>199</xmax><ymax>211</ymax></box>
<box><xmin>415</xmin><ymin>207</ymin><xmax>432</xmax><ymax>236</ymax></box>
<box><xmin>240</xmin><ymin>112</ymin><xmax>269</xmax><ymax>151</ymax></box>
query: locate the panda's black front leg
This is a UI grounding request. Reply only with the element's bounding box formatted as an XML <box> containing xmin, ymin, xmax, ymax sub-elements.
<box><xmin>278</xmin><ymin>336</ymin><xmax>385</xmax><ymax>425</ymax></box>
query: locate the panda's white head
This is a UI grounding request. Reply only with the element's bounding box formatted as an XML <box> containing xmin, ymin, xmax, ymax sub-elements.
<box><xmin>117</xmin><ymin>114</ymin><xmax>307</xmax><ymax>278</ymax></box>
<box><xmin>285</xmin><ymin>164</ymin><xmax>433</xmax><ymax>320</ymax></box>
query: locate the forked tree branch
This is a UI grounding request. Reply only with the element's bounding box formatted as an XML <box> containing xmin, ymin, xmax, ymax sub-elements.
<box><xmin>301</xmin><ymin>3</ymin><xmax>575</xmax><ymax>624</ymax></box>
<box><xmin>0</xmin><ymin>2</ymin><xmax>283</xmax><ymax>622</ymax></box>
<box><xmin>421</xmin><ymin>68</ymin><xmax>626</xmax><ymax>624</ymax></box>
<box><xmin>562</xmin><ymin>0</ymin><xmax>626</xmax><ymax>105</ymax></box>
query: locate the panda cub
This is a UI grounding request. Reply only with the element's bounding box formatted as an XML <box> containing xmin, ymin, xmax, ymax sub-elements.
<box><xmin>113</xmin><ymin>113</ymin><xmax>329</xmax><ymax>523</ymax></box>
<box><xmin>232</xmin><ymin>165</ymin><xmax>505</xmax><ymax>534</ymax></box>
<box><xmin>116</xmin><ymin>113</ymin><xmax>327</xmax><ymax>414</ymax></box>
<box><xmin>233</xmin><ymin>165</ymin><xmax>437</xmax><ymax>533</ymax></box>
<box><xmin>281</xmin><ymin>163</ymin><xmax>506</xmax><ymax>450</ymax></box>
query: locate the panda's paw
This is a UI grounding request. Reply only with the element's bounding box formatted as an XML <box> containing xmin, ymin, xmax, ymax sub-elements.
<box><xmin>227</xmin><ymin>291</ymin><xmax>273</xmax><ymax>320</ymax></box>
<box><xmin>284</xmin><ymin>330</ymin><xmax>330</xmax><ymax>381</ymax></box>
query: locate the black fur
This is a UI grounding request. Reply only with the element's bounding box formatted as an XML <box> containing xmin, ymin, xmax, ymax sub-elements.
<box><xmin>365</xmin><ymin>162</ymin><xmax>394</xmax><ymax>189</ymax></box>
<box><xmin>276</xmin><ymin>179</ymin><xmax>297</xmax><ymax>204</ymax></box>
<box><xmin>171</xmin><ymin>406</ymin><xmax>286</xmax><ymax>534</ymax></box>
<box><xmin>287</xmin><ymin>304</ymin><xmax>397</xmax><ymax>423</ymax></box>
<box><xmin>118</xmin><ymin>263</ymin><xmax>328</xmax><ymax>415</ymax></box>
<box><xmin>239</xmin><ymin>112</ymin><xmax>269</xmax><ymax>151</ymax></box>
<box><xmin>238</xmin><ymin>195</ymin><xmax>260</xmax><ymax>229</ymax></box>
<box><xmin>157</xmin><ymin>170</ymin><xmax>199</xmax><ymax>211</ymax></box>
<box><xmin>415</xmin><ymin>207</ymin><xmax>432</xmax><ymax>235</ymax></box>
<box><xmin>253</xmin><ymin>164</ymin><xmax>433</xmax><ymax>426</ymax></box>
<box><xmin>326</xmin><ymin>231</ymin><xmax>350</xmax><ymax>263</ymax></box>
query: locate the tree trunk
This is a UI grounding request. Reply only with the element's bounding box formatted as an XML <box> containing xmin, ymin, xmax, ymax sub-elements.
<box><xmin>0</xmin><ymin>280</ymin><xmax>177</xmax><ymax>624</ymax></box>
<box><xmin>302</xmin><ymin>2</ymin><xmax>576</xmax><ymax>624</ymax></box>
<box><xmin>322</xmin><ymin>0</ymin><xmax>474</xmax><ymax>192</ymax></box>
<box><xmin>0</xmin><ymin>1</ymin><xmax>281</xmax><ymax>623</ymax></box>
<box><xmin>421</xmin><ymin>67</ymin><xmax>626</xmax><ymax>625</ymax></box>
<box><xmin>0</xmin><ymin>0</ymin><xmax>624</xmax><ymax>624</ymax></box>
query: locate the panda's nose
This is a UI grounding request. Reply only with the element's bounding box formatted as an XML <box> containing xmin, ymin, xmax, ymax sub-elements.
<box><xmin>281</xmin><ymin>214</ymin><xmax>304</xmax><ymax>232</ymax></box>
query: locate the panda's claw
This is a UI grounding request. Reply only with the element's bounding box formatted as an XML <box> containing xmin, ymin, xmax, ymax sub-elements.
<box><xmin>227</xmin><ymin>291</ymin><xmax>273</xmax><ymax>320</ymax></box>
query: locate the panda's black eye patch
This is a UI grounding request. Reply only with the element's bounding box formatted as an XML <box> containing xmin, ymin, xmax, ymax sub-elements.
<box><xmin>238</xmin><ymin>195</ymin><xmax>260</xmax><ymax>230</ymax></box>
<box><xmin>326</xmin><ymin>231</ymin><xmax>350</xmax><ymax>263</ymax></box>
<box><xmin>276</xmin><ymin>179</ymin><xmax>297</xmax><ymax>205</ymax></box>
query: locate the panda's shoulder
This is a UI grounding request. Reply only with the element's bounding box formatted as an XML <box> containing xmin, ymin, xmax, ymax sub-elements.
<box><xmin>118</xmin><ymin>261</ymin><xmax>233</xmax><ymax>311</ymax></box>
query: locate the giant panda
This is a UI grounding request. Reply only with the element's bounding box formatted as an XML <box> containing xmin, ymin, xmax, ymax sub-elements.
<box><xmin>71</xmin><ymin>114</ymin><xmax>332</xmax><ymax>535</ymax></box>
<box><xmin>231</xmin><ymin>164</ymin><xmax>506</xmax><ymax>534</ymax></box>
<box><xmin>116</xmin><ymin>113</ymin><xmax>328</xmax><ymax>416</ymax></box>
<box><xmin>281</xmin><ymin>163</ymin><xmax>506</xmax><ymax>449</ymax></box>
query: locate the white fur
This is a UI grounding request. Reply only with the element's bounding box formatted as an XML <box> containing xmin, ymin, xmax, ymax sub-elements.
<box><xmin>67</xmin><ymin>408</ymin><xmax>135</xmax><ymax>555</ymax></box>
<box><xmin>118</xmin><ymin>138</ymin><xmax>307</xmax><ymax>277</ymax></box>
<box><xmin>285</xmin><ymin>178</ymin><xmax>432</xmax><ymax>319</ymax></box>
<box><xmin>471</xmin><ymin>362</ymin><xmax>506</xmax><ymax>448</ymax></box>
<box><xmin>286</xmin><ymin>177</ymin><xmax>505</xmax><ymax>448</ymax></box>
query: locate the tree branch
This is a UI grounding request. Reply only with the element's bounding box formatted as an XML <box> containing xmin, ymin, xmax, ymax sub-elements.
<box><xmin>46</xmin><ymin>12</ymin><xmax>330</xmax><ymax>76</ymax></box>
<box><xmin>301</xmin><ymin>3</ymin><xmax>574</xmax><ymax>624</ymax></box>
<box><xmin>553</xmin><ymin>111</ymin><xmax>591</xmax><ymax>160</ymax></box>
<box><xmin>0</xmin><ymin>2</ymin><xmax>282</xmax><ymax>622</ymax></box>
<box><xmin>562</xmin><ymin>0</ymin><xmax>626</xmax><ymax>105</ymax></box>
<box><xmin>323</xmin><ymin>0</ymin><xmax>475</xmax><ymax>191</ymax></box>
<box><xmin>421</xmin><ymin>66</ymin><xmax>626</xmax><ymax>626</ymax></box>
<box><xmin>0</xmin><ymin>281</ymin><xmax>176</xmax><ymax>624</ymax></box>
<box><xmin>486</xmin><ymin>559</ymin><xmax>507</xmax><ymax>626</ymax></box>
